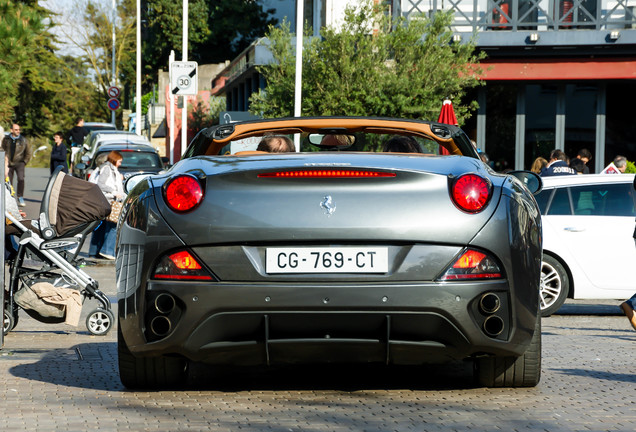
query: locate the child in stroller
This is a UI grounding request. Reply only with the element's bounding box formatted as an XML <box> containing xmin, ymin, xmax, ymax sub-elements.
<box><xmin>4</xmin><ymin>166</ymin><xmax>113</xmax><ymax>336</ymax></box>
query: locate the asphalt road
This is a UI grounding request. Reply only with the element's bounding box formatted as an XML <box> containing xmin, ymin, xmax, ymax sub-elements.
<box><xmin>0</xmin><ymin>168</ymin><xmax>633</xmax><ymax>431</ymax></box>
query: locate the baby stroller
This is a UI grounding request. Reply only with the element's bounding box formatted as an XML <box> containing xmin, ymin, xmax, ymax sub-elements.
<box><xmin>3</xmin><ymin>166</ymin><xmax>113</xmax><ymax>336</ymax></box>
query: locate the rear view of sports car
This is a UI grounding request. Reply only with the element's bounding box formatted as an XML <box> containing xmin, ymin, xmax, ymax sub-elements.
<box><xmin>116</xmin><ymin>117</ymin><xmax>543</xmax><ymax>389</ymax></box>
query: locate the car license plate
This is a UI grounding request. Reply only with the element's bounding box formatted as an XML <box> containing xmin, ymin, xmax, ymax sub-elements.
<box><xmin>266</xmin><ymin>247</ymin><xmax>388</xmax><ymax>274</ymax></box>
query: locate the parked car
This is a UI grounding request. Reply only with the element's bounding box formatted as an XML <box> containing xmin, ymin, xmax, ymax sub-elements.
<box><xmin>536</xmin><ymin>173</ymin><xmax>636</xmax><ymax>316</ymax></box>
<box><xmin>84</xmin><ymin>122</ymin><xmax>117</xmax><ymax>134</ymax></box>
<box><xmin>77</xmin><ymin>142</ymin><xmax>164</xmax><ymax>181</ymax></box>
<box><xmin>73</xmin><ymin>131</ymin><xmax>150</xmax><ymax>177</ymax></box>
<box><xmin>116</xmin><ymin>117</ymin><xmax>543</xmax><ymax>389</ymax></box>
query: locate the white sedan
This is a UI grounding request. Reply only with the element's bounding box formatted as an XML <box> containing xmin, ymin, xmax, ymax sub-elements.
<box><xmin>536</xmin><ymin>174</ymin><xmax>636</xmax><ymax>316</ymax></box>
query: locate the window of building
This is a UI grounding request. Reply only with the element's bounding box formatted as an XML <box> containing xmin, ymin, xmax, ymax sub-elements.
<box><xmin>564</xmin><ymin>84</ymin><xmax>597</xmax><ymax>173</ymax></box>
<box><xmin>525</xmin><ymin>84</ymin><xmax>557</xmax><ymax>171</ymax></box>
<box><xmin>485</xmin><ymin>83</ymin><xmax>516</xmax><ymax>172</ymax></box>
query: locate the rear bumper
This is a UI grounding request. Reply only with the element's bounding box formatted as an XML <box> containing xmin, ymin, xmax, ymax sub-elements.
<box><xmin>119</xmin><ymin>280</ymin><xmax>537</xmax><ymax>365</ymax></box>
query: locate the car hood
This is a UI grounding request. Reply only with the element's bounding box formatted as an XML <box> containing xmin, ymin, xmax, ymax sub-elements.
<box><xmin>149</xmin><ymin>153</ymin><xmax>506</xmax><ymax>246</ymax></box>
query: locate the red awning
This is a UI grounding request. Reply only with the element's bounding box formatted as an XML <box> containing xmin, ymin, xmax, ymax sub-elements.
<box><xmin>480</xmin><ymin>58</ymin><xmax>636</xmax><ymax>80</ymax></box>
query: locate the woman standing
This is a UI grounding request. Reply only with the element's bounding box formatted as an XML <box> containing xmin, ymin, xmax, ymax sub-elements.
<box><xmin>50</xmin><ymin>131</ymin><xmax>68</xmax><ymax>174</ymax></box>
<box><xmin>89</xmin><ymin>151</ymin><xmax>125</xmax><ymax>260</ymax></box>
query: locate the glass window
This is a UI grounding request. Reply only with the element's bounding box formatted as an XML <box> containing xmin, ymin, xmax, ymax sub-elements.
<box><xmin>485</xmin><ymin>83</ymin><xmax>516</xmax><ymax>172</ymax></box>
<box><xmin>564</xmin><ymin>84</ymin><xmax>597</xmax><ymax>173</ymax></box>
<box><xmin>534</xmin><ymin>189</ymin><xmax>553</xmax><ymax>214</ymax></box>
<box><xmin>569</xmin><ymin>183</ymin><xmax>635</xmax><ymax>217</ymax></box>
<box><xmin>547</xmin><ymin>187</ymin><xmax>571</xmax><ymax>215</ymax></box>
<box><xmin>525</xmin><ymin>84</ymin><xmax>556</xmax><ymax>171</ymax></box>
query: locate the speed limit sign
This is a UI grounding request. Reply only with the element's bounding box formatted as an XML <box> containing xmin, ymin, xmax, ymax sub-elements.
<box><xmin>170</xmin><ymin>61</ymin><xmax>198</xmax><ymax>95</ymax></box>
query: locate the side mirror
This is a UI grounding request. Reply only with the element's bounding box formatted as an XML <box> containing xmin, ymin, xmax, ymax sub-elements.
<box><xmin>81</xmin><ymin>155</ymin><xmax>89</xmax><ymax>162</ymax></box>
<box><xmin>507</xmin><ymin>170</ymin><xmax>543</xmax><ymax>195</ymax></box>
<box><xmin>161</xmin><ymin>156</ymin><xmax>170</xmax><ymax>168</ymax></box>
<box><xmin>33</xmin><ymin>145</ymin><xmax>48</xmax><ymax>156</ymax></box>
<box><xmin>124</xmin><ymin>173</ymin><xmax>153</xmax><ymax>194</ymax></box>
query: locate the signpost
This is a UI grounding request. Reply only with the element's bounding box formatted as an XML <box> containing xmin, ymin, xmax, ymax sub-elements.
<box><xmin>107</xmin><ymin>98</ymin><xmax>121</xmax><ymax>111</ymax></box>
<box><xmin>107</xmin><ymin>86</ymin><xmax>121</xmax><ymax>99</ymax></box>
<box><xmin>107</xmin><ymin>85</ymin><xmax>121</xmax><ymax>114</ymax></box>
<box><xmin>170</xmin><ymin>61</ymin><xmax>198</xmax><ymax>96</ymax></box>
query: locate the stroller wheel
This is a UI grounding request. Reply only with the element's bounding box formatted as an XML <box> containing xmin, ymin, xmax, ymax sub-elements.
<box><xmin>3</xmin><ymin>307</ymin><xmax>18</xmax><ymax>336</ymax></box>
<box><xmin>86</xmin><ymin>308</ymin><xmax>114</xmax><ymax>336</ymax></box>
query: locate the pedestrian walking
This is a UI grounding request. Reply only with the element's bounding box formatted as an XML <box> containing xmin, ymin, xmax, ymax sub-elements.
<box><xmin>623</xmin><ymin>175</ymin><xmax>636</xmax><ymax>331</ymax></box>
<box><xmin>540</xmin><ymin>149</ymin><xmax>576</xmax><ymax>176</ymax></box>
<box><xmin>531</xmin><ymin>156</ymin><xmax>548</xmax><ymax>174</ymax></box>
<box><xmin>613</xmin><ymin>155</ymin><xmax>627</xmax><ymax>173</ymax></box>
<box><xmin>50</xmin><ymin>131</ymin><xmax>68</xmax><ymax>174</ymax></box>
<box><xmin>1</xmin><ymin>123</ymin><xmax>32</xmax><ymax>207</ymax></box>
<box><xmin>68</xmin><ymin>117</ymin><xmax>88</xmax><ymax>172</ymax></box>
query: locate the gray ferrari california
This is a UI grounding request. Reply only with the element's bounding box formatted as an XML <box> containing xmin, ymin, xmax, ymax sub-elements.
<box><xmin>116</xmin><ymin>117</ymin><xmax>543</xmax><ymax>389</ymax></box>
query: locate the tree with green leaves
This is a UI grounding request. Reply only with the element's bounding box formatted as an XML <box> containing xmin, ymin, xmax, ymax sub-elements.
<box><xmin>0</xmin><ymin>0</ymin><xmax>44</xmax><ymax>122</ymax></box>
<box><xmin>142</xmin><ymin>0</ymin><xmax>276</xmax><ymax>87</ymax></box>
<box><xmin>52</xmin><ymin>0</ymin><xmax>137</xmax><ymax>122</ymax></box>
<box><xmin>249</xmin><ymin>1</ymin><xmax>485</xmax><ymax>125</ymax></box>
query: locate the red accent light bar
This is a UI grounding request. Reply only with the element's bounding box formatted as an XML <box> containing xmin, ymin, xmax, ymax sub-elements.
<box><xmin>258</xmin><ymin>170</ymin><xmax>396</xmax><ymax>178</ymax></box>
<box><xmin>153</xmin><ymin>274</ymin><xmax>213</xmax><ymax>281</ymax></box>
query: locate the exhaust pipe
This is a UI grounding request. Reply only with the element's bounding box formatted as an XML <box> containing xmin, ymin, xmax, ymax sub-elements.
<box><xmin>155</xmin><ymin>293</ymin><xmax>176</xmax><ymax>314</ymax></box>
<box><xmin>483</xmin><ymin>315</ymin><xmax>505</xmax><ymax>337</ymax></box>
<box><xmin>479</xmin><ymin>293</ymin><xmax>501</xmax><ymax>314</ymax></box>
<box><xmin>150</xmin><ymin>316</ymin><xmax>172</xmax><ymax>337</ymax></box>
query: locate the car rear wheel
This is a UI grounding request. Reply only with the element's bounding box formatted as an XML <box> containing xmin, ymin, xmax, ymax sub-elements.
<box><xmin>475</xmin><ymin>314</ymin><xmax>541</xmax><ymax>388</ymax></box>
<box><xmin>118</xmin><ymin>325</ymin><xmax>187</xmax><ymax>389</ymax></box>
<box><xmin>540</xmin><ymin>255</ymin><xmax>569</xmax><ymax>317</ymax></box>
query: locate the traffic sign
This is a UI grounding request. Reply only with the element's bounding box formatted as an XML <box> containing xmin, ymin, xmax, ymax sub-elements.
<box><xmin>107</xmin><ymin>98</ymin><xmax>121</xmax><ymax>111</ymax></box>
<box><xmin>170</xmin><ymin>61</ymin><xmax>198</xmax><ymax>95</ymax></box>
<box><xmin>107</xmin><ymin>86</ymin><xmax>121</xmax><ymax>98</ymax></box>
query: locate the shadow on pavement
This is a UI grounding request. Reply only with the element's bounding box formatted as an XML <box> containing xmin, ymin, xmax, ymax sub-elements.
<box><xmin>7</xmin><ymin>342</ymin><xmax>123</xmax><ymax>391</ymax></box>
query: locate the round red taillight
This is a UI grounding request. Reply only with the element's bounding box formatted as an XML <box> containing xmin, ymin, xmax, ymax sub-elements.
<box><xmin>451</xmin><ymin>174</ymin><xmax>491</xmax><ymax>213</ymax></box>
<box><xmin>164</xmin><ymin>175</ymin><xmax>203</xmax><ymax>212</ymax></box>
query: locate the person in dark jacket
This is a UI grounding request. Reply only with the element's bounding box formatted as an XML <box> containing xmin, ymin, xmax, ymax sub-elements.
<box><xmin>50</xmin><ymin>131</ymin><xmax>68</xmax><ymax>174</ymax></box>
<box><xmin>540</xmin><ymin>149</ymin><xmax>576</xmax><ymax>176</ymax></box>
<box><xmin>1</xmin><ymin>123</ymin><xmax>31</xmax><ymax>207</ymax></box>
<box><xmin>68</xmin><ymin>117</ymin><xmax>88</xmax><ymax>172</ymax></box>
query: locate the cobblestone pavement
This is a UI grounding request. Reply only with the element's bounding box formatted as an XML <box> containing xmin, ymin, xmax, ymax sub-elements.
<box><xmin>1</xmin><ymin>263</ymin><xmax>634</xmax><ymax>432</ymax></box>
<box><xmin>1</xmin><ymin>169</ymin><xmax>634</xmax><ymax>431</ymax></box>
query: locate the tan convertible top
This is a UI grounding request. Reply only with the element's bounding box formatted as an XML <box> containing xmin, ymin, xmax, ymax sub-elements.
<box><xmin>201</xmin><ymin>118</ymin><xmax>461</xmax><ymax>156</ymax></box>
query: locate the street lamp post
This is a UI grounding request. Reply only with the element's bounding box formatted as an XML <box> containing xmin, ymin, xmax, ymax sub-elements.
<box><xmin>181</xmin><ymin>0</ymin><xmax>188</xmax><ymax>156</ymax></box>
<box><xmin>136</xmin><ymin>0</ymin><xmax>142</xmax><ymax>135</ymax></box>
<box><xmin>111</xmin><ymin>0</ymin><xmax>116</xmax><ymax>126</ymax></box>
<box><xmin>294</xmin><ymin>0</ymin><xmax>304</xmax><ymax>151</ymax></box>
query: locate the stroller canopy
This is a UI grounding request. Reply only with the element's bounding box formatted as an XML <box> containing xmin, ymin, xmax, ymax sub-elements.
<box><xmin>47</xmin><ymin>171</ymin><xmax>111</xmax><ymax>237</ymax></box>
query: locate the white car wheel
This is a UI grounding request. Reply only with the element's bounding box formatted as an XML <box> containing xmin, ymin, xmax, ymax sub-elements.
<box><xmin>540</xmin><ymin>255</ymin><xmax>569</xmax><ymax>317</ymax></box>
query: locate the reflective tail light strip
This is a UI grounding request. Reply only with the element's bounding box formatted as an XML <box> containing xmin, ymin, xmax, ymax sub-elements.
<box><xmin>258</xmin><ymin>170</ymin><xmax>396</xmax><ymax>178</ymax></box>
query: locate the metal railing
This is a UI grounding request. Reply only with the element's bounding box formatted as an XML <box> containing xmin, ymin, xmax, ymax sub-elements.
<box><xmin>400</xmin><ymin>0</ymin><xmax>636</xmax><ymax>32</ymax></box>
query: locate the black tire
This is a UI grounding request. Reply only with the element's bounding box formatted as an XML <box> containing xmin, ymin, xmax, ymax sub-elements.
<box><xmin>86</xmin><ymin>308</ymin><xmax>114</xmax><ymax>336</ymax></box>
<box><xmin>475</xmin><ymin>314</ymin><xmax>542</xmax><ymax>388</ymax></box>
<box><xmin>540</xmin><ymin>255</ymin><xmax>569</xmax><ymax>317</ymax></box>
<box><xmin>118</xmin><ymin>325</ymin><xmax>187</xmax><ymax>389</ymax></box>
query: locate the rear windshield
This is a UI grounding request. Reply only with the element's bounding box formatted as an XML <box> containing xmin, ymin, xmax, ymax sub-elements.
<box><xmin>94</xmin><ymin>151</ymin><xmax>162</xmax><ymax>169</ymax></box>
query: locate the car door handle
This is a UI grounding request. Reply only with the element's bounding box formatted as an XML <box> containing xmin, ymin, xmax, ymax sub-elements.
<box><xmin>563</xmin><ymin>227</ymin><xmax>586</xmax><ymax>232</ymax></box>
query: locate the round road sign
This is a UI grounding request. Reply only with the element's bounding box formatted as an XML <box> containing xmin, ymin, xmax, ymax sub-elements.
<box><xmin>107</xmin><ymin>86</ymin><xmax>121</xmax><ymax>98</ymax></box>
<box><xmin>107</xmin><ymin>98</ymin><xmax>121</xmax><ymax>111</ymax></box>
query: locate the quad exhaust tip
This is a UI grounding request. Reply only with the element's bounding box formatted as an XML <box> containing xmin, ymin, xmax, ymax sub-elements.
<box><xmin>155</xmin><ymin>293</ymin><xmax>176</xmax><ymax>314</ymax></box>
<box><xmin>479</xmin><ymin>292</ymin><xmax>501</xmax><ymax>314</ymax></box>
<box><xmin>483</xmin><ymin>315</ymin><xmax>505</xmax><ymax>337</ymax></box>
<box><xmin>150</xmin><ymin>316</ymin><xmax>172</xmax><ymax>337</ymax></box>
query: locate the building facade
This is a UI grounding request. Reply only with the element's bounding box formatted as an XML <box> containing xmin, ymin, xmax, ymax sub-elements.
<box><xmin>218</xmin><ymin>0</ymin><xmax>636</xmax><ymax>172</ymax></box>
